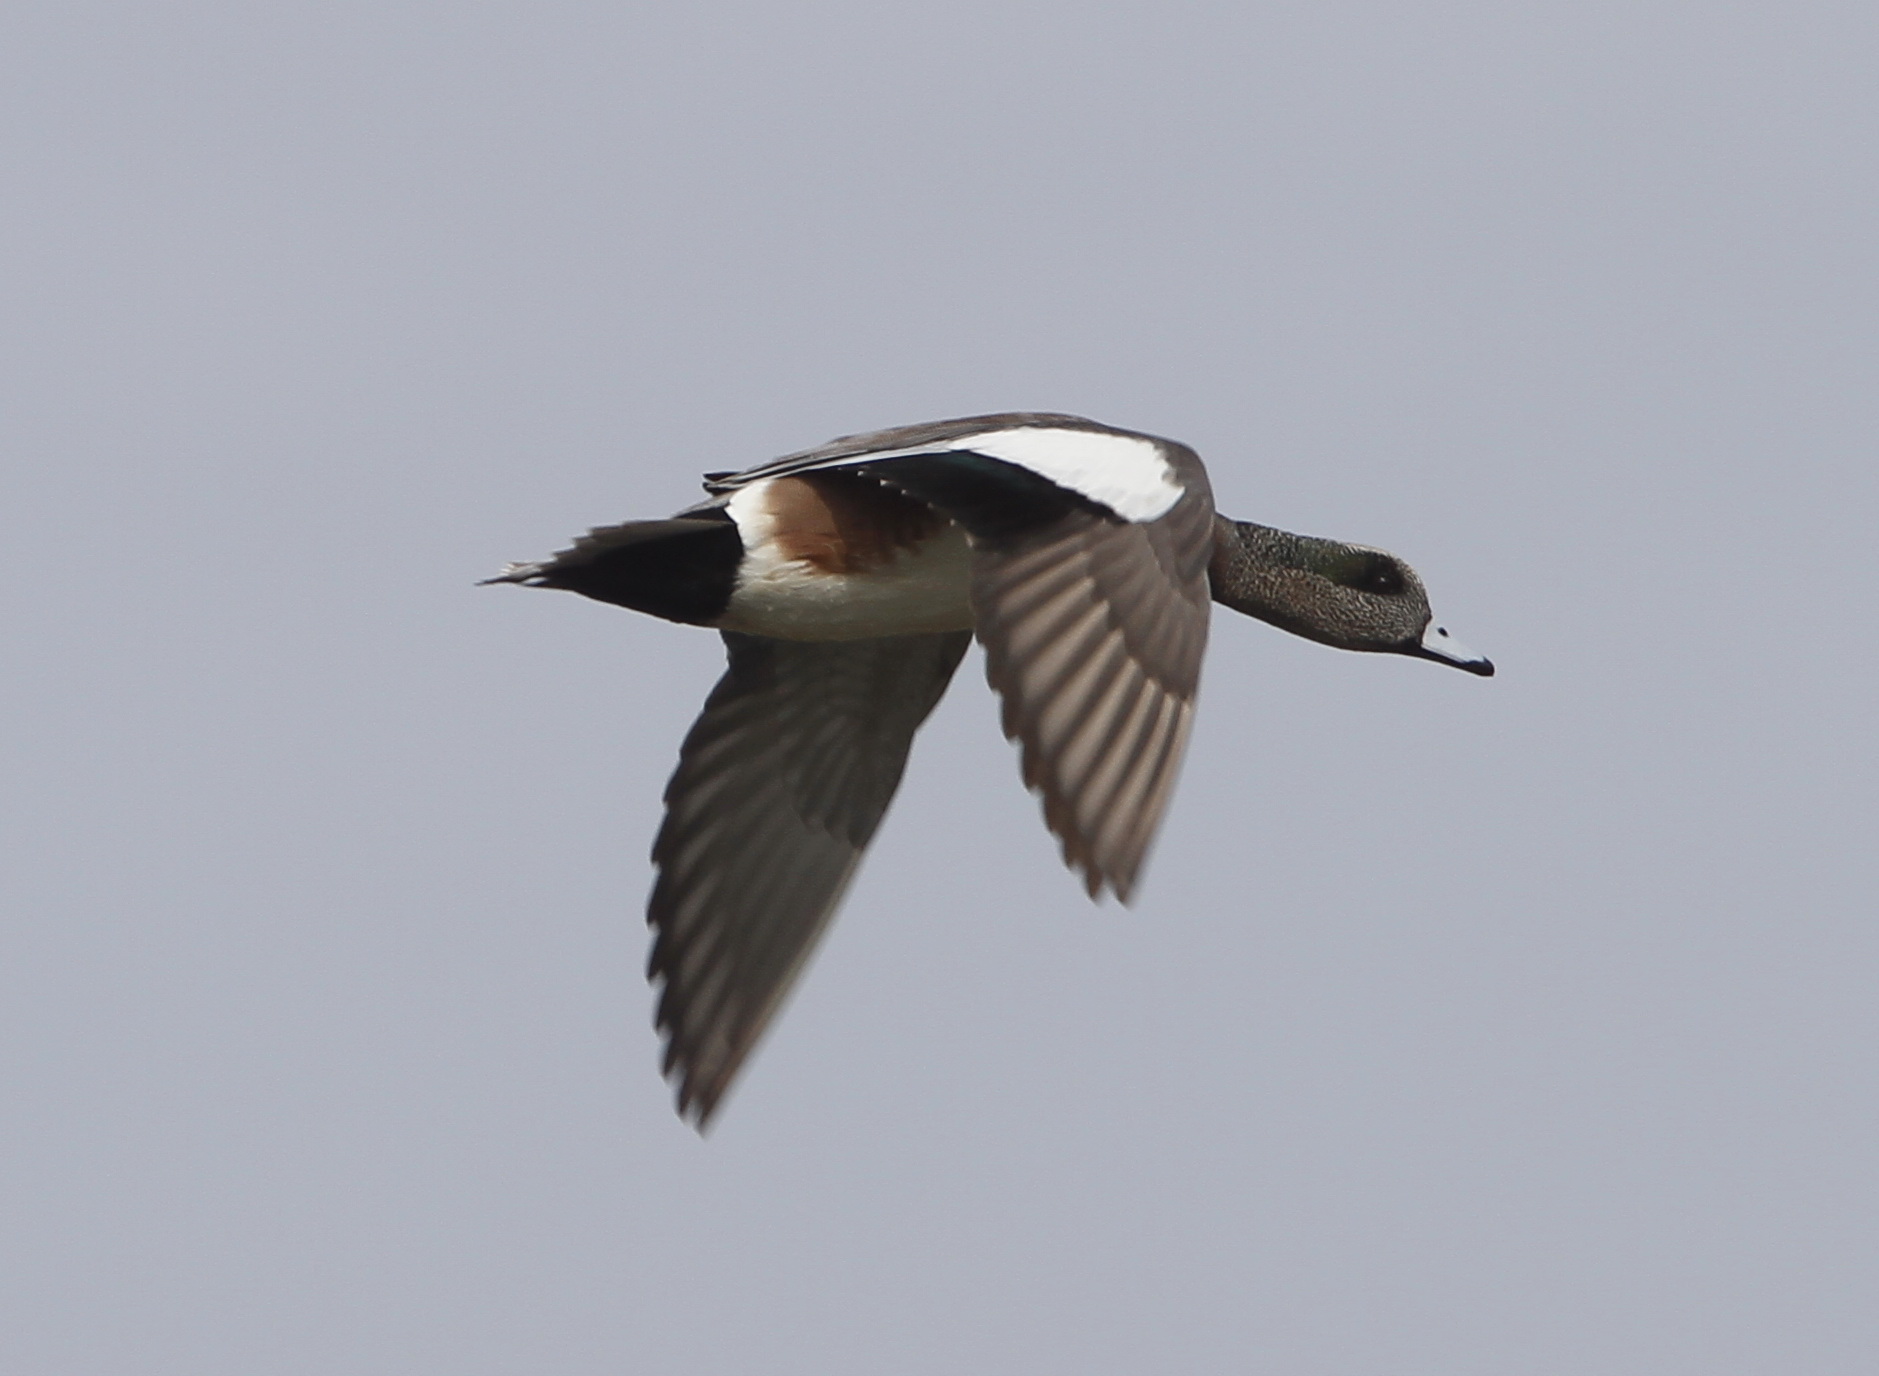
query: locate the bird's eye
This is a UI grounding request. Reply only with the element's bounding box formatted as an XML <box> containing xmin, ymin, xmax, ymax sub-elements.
<box><xmin>1341</xmin><ymin>554</ymin><xmax>1405</xmax><ymax>595</ymax></box>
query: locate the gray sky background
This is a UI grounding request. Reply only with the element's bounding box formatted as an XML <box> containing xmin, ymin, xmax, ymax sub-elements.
<box><xmin>5</xmin><ymin>3</ymin><xmax>1876</xmax><ymax>1372</ymax></box>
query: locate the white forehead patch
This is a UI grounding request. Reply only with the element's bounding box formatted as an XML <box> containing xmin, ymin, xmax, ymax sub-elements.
<box><xmin>945</xmin><ymin>427</ymin><xmax>1183</xmax><ymax>522</ymax></box>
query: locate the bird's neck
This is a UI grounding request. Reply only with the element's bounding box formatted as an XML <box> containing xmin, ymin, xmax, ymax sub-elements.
<box><xmin>1207</xmin><ymin>517</ymin><xmax>1357</xmax><ymax>642</ymax></box>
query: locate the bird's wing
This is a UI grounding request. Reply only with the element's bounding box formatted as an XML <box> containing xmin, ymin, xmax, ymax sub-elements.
<box><xmin>968</xmin><ymin>498</ymin><xmax>1214</xmax><ymax>900</ymax></box>
<box><xmin>649</xmin><ymin>629</ymin><xmax>970</xmax><ymax>1127</ymax></box>
<box><xmin>696</xmin><ymin>412</ymin><xmax>1187</xmax><ymax>523</ymax></box>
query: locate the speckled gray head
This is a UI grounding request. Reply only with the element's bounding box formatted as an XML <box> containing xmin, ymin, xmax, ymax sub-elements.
<box><xmin>1207</xmin><ymin>519</ymin><xmax>1494</xmax><ymax>677</ymax></box>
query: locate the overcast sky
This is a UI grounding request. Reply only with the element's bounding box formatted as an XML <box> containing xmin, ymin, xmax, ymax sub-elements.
<box><xmin>5</xmin><ymin>3</ymin><xmax>1877</xmax><ymax>1372</ymax></box>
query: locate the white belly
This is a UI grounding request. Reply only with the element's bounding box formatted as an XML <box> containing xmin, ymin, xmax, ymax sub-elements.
<box><xmin>717</xmin><ymin>517</ymin><xmax>976</xmax><ymax>641</ymax></box>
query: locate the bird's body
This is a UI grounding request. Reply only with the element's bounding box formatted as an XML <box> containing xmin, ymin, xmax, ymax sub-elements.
<box><xmin>490</xmin><ymin>412</ymin><xmax>1491</xmax><ymax>1124</ymax></box>
<box><xmin>715</xmin><ymin>475</ymin><xmax>975</xmax><ymax>638</ymax></box>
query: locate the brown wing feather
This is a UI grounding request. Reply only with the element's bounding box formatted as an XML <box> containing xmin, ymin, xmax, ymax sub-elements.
<box><xmin>649</xmin><ymin>630</ymin><xmax>970</xmax><ymax>1127</ymax></box>
<box><xmin>970</xmin><ymin>491</ymin><xmax>1215</xmax><ymax>900</ymax></box>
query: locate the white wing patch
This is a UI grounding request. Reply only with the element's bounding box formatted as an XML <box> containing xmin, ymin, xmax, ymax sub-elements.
<box><xmin>948</xmin><ymin>427</ymin><xmax>1183</xmax><ymax>522</ymax></box>
<box><xmin>796</xmin><ymin>425</ymin><xmax>1184</xmax><ymax>523</ymax></box>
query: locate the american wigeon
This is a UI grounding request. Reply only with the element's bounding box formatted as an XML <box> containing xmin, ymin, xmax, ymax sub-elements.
<box><xmin>490</xmin><ymin>413</ymin><xmax>1492</xmax><ymax>1124</ymax></box>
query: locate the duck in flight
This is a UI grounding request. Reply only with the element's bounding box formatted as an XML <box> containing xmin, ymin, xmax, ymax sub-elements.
<box><xmin>488</xmin><ymin>413</ymin><xmax>1493</xmax><ymax>1125</ymax></box>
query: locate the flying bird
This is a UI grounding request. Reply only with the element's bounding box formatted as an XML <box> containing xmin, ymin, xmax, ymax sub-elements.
<box><xmin>488</xmin><ymin>413</ymin><xmax>1492</xmax><ymax>1125</ymax></box>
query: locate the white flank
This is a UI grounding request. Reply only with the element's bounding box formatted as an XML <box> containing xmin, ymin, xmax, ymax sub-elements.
<box><xmin>718</xmin><ymin>483</ymin><xmax>976</xmax><ymax>641</ymax></box>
